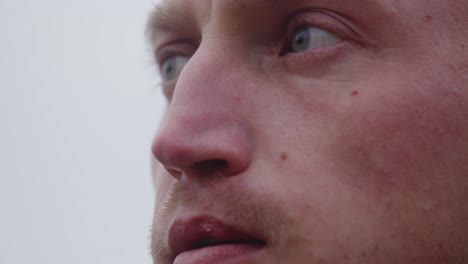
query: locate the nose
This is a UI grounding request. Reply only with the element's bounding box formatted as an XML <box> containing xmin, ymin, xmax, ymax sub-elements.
<box><xmin>151</xmin><ymin>48</ymin><xmax>254</xmax><ymax>181</ymax></box>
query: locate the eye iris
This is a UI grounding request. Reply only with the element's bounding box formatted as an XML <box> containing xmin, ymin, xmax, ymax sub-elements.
<box><xmin>290</xmin><ymin>27</ymin><xmax>341</xmax><ymax>53</ymax></box>
<box><xmin>161</xmin><ymin>56</ymin><xmax>189</xmax><ymax>82</ymax></box>
<box><xmin>292</xmin><ymin>29</ymin><xmax>310</xmax><ymax>52</ymax></box>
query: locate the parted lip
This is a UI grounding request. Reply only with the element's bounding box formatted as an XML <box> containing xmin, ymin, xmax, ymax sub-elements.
<box><xmin>168</xmin><ymin>215</ymin><xmax>266</xmax><ymax>259</ymax></box>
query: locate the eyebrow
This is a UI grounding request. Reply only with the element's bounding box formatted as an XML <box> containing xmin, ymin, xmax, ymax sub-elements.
<box><xmin>146</xmin><ymin>0</ymin><xmax>174</xmax><ymax>43</ymax></box>
<box><xmin>147</xmin><ymin>0</ymin><xmax>394</xmax><ymax>48</ymax></box>
<box><xmin>146</xmin><ymin>0</ymin><xmax>283</xmax><ymax>44</ymax></box>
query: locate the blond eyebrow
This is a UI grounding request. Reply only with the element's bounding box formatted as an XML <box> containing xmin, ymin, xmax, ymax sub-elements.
<box><xmin>146</xmin><ymin>0</ymin><xmax>283</xmax><ymax>44</ymax></box>
<box><xmin>146</xmin><ymin>0</ymin><xmax>176</xmax><ymax>43</ymax></box>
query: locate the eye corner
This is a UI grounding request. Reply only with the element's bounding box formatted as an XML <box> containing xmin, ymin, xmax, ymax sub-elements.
<box><xmin>160</xmin><ymin>79</ymin><xmax>177</xmax><ymax>102</ymax></box>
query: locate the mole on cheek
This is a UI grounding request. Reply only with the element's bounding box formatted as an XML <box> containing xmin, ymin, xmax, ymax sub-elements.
<box><xmin>280</xmin><ymin>152</ymin><xmax>289</xmax><ymax>161</ymax></box>
<box><xmin>424</xmin><ymin>14</ymin><xmax>433</xmax><ymax>22</ymax></box>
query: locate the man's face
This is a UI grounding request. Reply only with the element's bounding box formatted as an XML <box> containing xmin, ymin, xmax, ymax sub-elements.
<box><xmin>148</xmin><ymin>0</ymin><xmax>468</xmax><ymax>263</ymax></box>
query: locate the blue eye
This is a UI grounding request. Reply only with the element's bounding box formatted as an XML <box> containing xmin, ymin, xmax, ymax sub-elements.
<box><xmin>160</xmin><ymin>56</ymin><xmax>189</xmax><ymax>81</ymax></box>
<box><xmin>290</xmin><ymin>27</ymin><xmax>341</xmax><ymax>53</ymax></box>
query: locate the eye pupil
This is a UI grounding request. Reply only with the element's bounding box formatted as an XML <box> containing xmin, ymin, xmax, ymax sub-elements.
<box><xmin>165</xmin><ymin>64</ymin><xmax>173</xmax><ymax>76</ymax></box>
<box><xmin>296</xmin><ymin>35</ymin><xmax>305</xmax><ymax>45</ymax></box>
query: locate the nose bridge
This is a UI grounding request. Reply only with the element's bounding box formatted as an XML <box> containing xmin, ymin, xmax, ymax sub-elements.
<box><xmin>178</xmin><ymin>39</ymin><xmax>244</xmax><ymax>111</ymax></box>
<box><xmin>169</xmin><ymin>40</ymin><xmax>247</xmax><ymax>138</ymax></box>
<box><xmin>152</xmin><ymin>41</ymin><xmax>253</xmax><ymax>179</ymax></box>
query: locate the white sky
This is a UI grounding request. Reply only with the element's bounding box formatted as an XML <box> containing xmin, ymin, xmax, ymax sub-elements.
<box><xmin>0</xmin><ymin>0</ymin><xmax>164</xmax><ymax>263</ymax></box>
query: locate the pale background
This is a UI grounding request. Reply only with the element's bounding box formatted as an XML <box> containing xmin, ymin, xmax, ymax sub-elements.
<box><xmin>0</xmin><ymin>0</ymin><xmax>164</xmax><ymax>263</ymax></box>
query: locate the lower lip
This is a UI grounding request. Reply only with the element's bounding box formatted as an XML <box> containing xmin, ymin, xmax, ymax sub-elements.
<box><xmin>173</xmin><ymin>244</ymin><xmax>264</xmax><ymax>264</ymax></box>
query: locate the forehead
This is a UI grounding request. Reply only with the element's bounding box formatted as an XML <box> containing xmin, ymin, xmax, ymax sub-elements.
<box><xmin>148</xmin><ymin>0</ymin><xmax>466</xmax><ymax>30</ymax></box>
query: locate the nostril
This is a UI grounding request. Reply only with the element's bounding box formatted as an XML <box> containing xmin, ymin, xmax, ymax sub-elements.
<box><xmin>164</xmin><ymin>167</ymin><xmax>183</xmax><ymax>181</ymax></box>
<box><xmin>191</xmin><ymin>159</ymin><xmax>229</xmax><ymax>177</ymax></box>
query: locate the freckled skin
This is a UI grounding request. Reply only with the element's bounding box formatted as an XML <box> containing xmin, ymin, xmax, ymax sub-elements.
<box><xmin>149</xmin><ymin>0</ymin><xmax>468</xmax><ymax>263</ymax></box>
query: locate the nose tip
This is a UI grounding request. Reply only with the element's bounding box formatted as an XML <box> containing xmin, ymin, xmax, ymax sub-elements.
<box><xmin>152</xmin><ymin>123</ymin><xmax>252</xmax><ymax>181</ymax></box>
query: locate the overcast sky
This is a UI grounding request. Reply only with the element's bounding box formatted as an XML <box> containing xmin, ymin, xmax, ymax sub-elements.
<box><xmin>0</xmin><ymin>0</ymin><xmax>164</xmax><ymax>263</ymax></box>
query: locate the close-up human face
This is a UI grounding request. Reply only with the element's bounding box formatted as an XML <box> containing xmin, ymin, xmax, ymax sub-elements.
<box><xmin>148</xmin><ymin>0</ymin><xmax>468</xmax><ymax>263</ymax></box>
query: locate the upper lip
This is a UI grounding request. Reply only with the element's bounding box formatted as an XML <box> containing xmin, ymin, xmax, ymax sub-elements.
<box><xmin>168</xmin><ymin>215</ymin><xmax>266</xmax><ymax>258</ymax></box>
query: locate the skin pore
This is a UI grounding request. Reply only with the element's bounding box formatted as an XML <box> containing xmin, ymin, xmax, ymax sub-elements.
<box><xmin>148</xmin><ymin>0</ymin><xmax>468</xmax><ymax>263</ymax></box>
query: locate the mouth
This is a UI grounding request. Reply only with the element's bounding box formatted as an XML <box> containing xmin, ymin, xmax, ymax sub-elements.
<box><xmin>169</xmin><ymin>216</ymin><xmax>267</xmax><ymax>264</ymax></box>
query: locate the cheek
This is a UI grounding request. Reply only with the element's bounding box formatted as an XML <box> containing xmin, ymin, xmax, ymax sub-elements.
<box><xmin>257</xmin><ymin>77</ymin><xmax>468</xmax><ymax>259</ymax></box>
<box><xmin>155</xmin><ymin>178</ymin><xmax>174</xmax><ymax>207</ymax></box>
<box><xmin>331</xmin><ymin>79</ymin><xmax>468</xmax><ymax>198</ymax></box>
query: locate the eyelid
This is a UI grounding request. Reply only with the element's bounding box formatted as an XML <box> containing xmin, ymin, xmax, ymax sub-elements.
<box><xmin>155</xmin><ymin>41</ymin><xmax>196</xmax><ymax>69</ymax></box>
<box><xmin>283</xmin><ymin>9</ymin><xmax>363</xmax><ymax>50</ymax></box>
